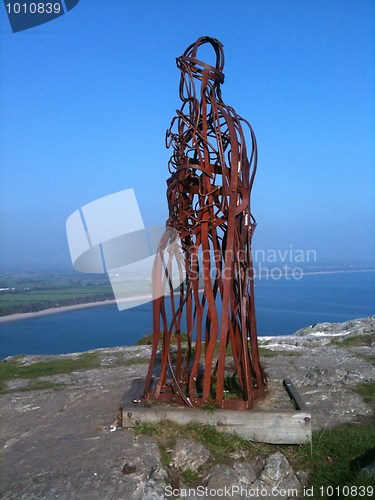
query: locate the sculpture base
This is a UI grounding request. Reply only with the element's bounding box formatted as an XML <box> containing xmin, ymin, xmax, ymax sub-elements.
<box><xmin>118</xmin><ymin>378</ymin><xmax>311</xmax><ymax>445</ymax></box>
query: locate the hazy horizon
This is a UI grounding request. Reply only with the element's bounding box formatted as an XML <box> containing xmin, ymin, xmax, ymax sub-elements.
<box><xmin>1</xmin><ymin>257</ymin><xmax>375</xmax><ymax>275</ymax></box>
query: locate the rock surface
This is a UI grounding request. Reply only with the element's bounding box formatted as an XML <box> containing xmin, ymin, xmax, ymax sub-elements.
<box><xmin>172</xmin><ymin>438</ymin><xmax>210</xmax><ymax>471</ymax></box>
<box><xmin>1</xmin><ymin>315</ymin><xmax>374</xmax><ymax>499</ymax></box>
<box><xmin>205</xmin><ymin>464</ymin><xmax>243</xmax><ymax>495</ymax></box>
<box><xmin>259</xmin><ymin>315</ymin><xmax>375</xmax><ymax>429</ymax></box>
<box><xmin>260</xmin><ymin>452</ymin><xmax>301</xmax><ymax>497</ymax></box>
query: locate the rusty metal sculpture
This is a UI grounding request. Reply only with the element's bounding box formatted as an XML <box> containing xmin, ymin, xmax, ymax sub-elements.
<box><xmin>142</xmin><ymin>36</ymin><xmax>266</xmax><ymax>409</ymax></box>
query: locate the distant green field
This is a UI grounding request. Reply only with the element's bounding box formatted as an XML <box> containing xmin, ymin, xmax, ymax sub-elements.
<box><xmin>0</xmin><ymin>272</ymin><xmax>155</xmax><ymax>316</ymax></box>
<box><xmin>0</xmin><ymin>286</ymin><xmax>114</xmax><ymax>307</ymax></box>
<box><xmin>0</xmin><ymin>279</ymin><xmax>117</xmax><ymax>316</ymax></box>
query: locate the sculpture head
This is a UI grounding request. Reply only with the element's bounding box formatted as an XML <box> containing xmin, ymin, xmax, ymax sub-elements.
<box><xmin>176</xmin><ymin>36</ymin><xmax>225</xmax><ymax>101</ymax></box>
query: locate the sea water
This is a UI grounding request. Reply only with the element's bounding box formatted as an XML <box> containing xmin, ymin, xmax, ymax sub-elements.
<box><xmin>0</xmin><ymin>271</ymin><xmax>374</xmax><ymax>358</ymax></box>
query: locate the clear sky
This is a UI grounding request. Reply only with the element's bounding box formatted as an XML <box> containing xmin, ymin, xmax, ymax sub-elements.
<box><xmin>0</xmin><ymin>0</ymin><xmax>374</xmax><ymax>271</ymax></box>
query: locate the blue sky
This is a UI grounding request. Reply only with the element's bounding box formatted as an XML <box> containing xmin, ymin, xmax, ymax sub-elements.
<box><xmin>0</xmin><ymin>0</ymin><xmax>374</xmax><ymax>271</ymax></box>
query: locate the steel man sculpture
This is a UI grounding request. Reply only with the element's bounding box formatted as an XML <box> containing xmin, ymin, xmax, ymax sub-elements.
<box><xmin>142</xmin><ymin>36</ymin><xmax>266</xmax><ymax>409</ymax></box>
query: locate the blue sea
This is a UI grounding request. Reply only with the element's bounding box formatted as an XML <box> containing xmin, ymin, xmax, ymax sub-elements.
<box><xmin>0</xmin><ymin>271</ymin><xmax>374</xmax><ymax>359</ymax></box>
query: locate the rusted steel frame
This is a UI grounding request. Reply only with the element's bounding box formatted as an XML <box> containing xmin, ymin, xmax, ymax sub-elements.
<box><xmin>142</xmin><ymin>36</ymin><xmax>266</xmax><ymax>409</ymax></box>
<box><xmin>215</xmin><ymin>109</ymin><xmax>240</xmax><ymax>404</ymax></box>
<box><xmin>142</xmin><ymin>229</ymin><xmax>171</xmax><ymax>394</ymax></box>
<box><xmin>188</xmin><ymin>234</ymin><xmax>203</xmax><ymax>401</ymax></box>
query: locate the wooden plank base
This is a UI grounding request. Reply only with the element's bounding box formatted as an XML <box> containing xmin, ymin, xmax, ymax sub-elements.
<box><xmin>118</xmin><ymin>378</ymin><xmax>312</xmax><ymax>445</ymax></box>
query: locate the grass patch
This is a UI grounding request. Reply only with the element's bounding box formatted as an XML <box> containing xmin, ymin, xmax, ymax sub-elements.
<box><xmin>23</xmin><ymin>380</ymin><xmax>66</xmax><ymax>392</ymax></box>
<box><xmin>213</xmin><ymin>375</ymin><xmax>244</xmax><ymax>399</ymax></box>
<box><xmin>333</xmin><ymin>332</ymin><xmax>375</xmax><ymax>348</ymax></box>
<box><xmin>187</xmin><ymin>422</ymin><xmax>263</xmax><ymax>462</ymax></box>
<box><xmin>211</xmin><ymin>342</ymin><xmax>233</xmax><ymax>356</ymax></box>
<box><xmin>1</xmin><ymin>380</ymin><xmax>66</xmax><ymax>394</ymax></box>
<box><xmin>295</xmin><ymin>420</ymin><xmax>375</xmax><ymax>498</ymax></box>
<box><xmin>353</xmin><ymin>380</ymin><xmax>375</xmax><ymax>409</ymax></box>
<box><xmin>181</xmin><ymin>468</ymin><xmax>200</xmax><ymax>486</ymax></box>
<box><xmin>363</xmin><ymin>355</ymin><xmax>375</xmax><ymax>366</ymax></box>
<box><xmin>124</xmin><ymin>356</ymin><xmax>150</xmax><ymax>366</ymax></box>
<box><xmin>0</xmin><ymin>351</ymin><xmax>151</xmax><ymax>394</ymax></box>
<box><xmin>133</xmin><ymin>420</ymin><xmax>273</xmax><ymax>464</ymax></box>
<box><xmin>133</xmin><ymin>417</ymin><xmax>375</xmax><ymax>498</ymax></box>
<box><xmin>136</xmin><ymin>332</ymin><xmax>189</xmax><ymax>346</ymax></box>
<box><xmin>0</xmin><ymin>353</ymin><xmax>100</xmax><ymax>392</ymax></box>
<box><xmin>200</xmin><ymin>402</ymin><xmax>219</xmax><ymax>411</ymax></box>
<box><xmin>258</xmin><ymin>346</ymin><xmax>301</xmax><ymax>358</ymax></box>
<box><xmin>159</xmin><ymin>448</ymin><xmax>173</xmax><ymax>469</ymax></box>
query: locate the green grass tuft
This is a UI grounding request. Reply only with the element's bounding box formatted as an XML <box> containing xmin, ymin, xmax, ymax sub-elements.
<box><xmin>181</xmin><ymin>468</ymin><xmax>200</xmax><ymax>486</ymax></box>
<box><xmin>200</xmin><ymin>402</ymin><xmax>219</xmax><ymax>411</ymax></box>
<box><xmin>363</xmin><ymin>355</ymin><xmax>375</xmax><ymax>366</ymax></box>
<box><xmin>133</xmin><ymin>417</ymin><xmax>375</xmax><ymax>498</ymax></box>
<box><xmin>334</xmin><ymin>332</ymin><xmax>375</xmax><ymax>348</ymax></box>
<box><xmin>295</xmin><ymin>420</ymin><xmax>375</xmax><ymax>499</ymax></box>
<box><xmin>3</xmin><ymin>380</ymin><xmax>66</xmax><ymax>394</ymax></box>
<box><xmin>133</xmin><ymin>420</ymin><xmax>273</xmax><ymax>464</ymax></box>
<box><xmin>354</xmin><ymin>380</ymin><xmax>375</xmax><ymax>409</ymax></box>
<box><xmin>124</xmin><ymin>356</ymin><xmax>150</xmax><ymax>365</ymax></box>
<box><xmin>0</xmin><ymin>353</ymin><xmax>100</xmax><ymax>392</ymax></box>
<box><xmin>258</xmin><ymin>346</ymin><xmax>301</xmax><ymax>358</ymax></box>
<box><xmin>136</xmin><ymin>332</ymin><xmax>189</xmax><ymax>346</ymax></box>
<box><xmin>159</xmin><ymin>448</ymin><xmax>172</xmax><ymax>469</ymax></box>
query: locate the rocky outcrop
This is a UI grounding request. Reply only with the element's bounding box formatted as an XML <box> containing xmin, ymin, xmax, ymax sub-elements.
<box><xmin>1</xmin><ymin>315</ymin><xmax>374</xmax><ymax>499</ymax></box>
<box><xmin>260</xmin><ymin>453</ymin><xmax>301</xmax><ymax>498</ymax></box>
<box><xmin>258</xmin><ymin>315</ymin><xmax>375</xmax><ymax>429</ymax></box>
<box><xmin>171</xmin><ymin>439</ymin><xmax>210</xmax><ymax>470</ymax></box>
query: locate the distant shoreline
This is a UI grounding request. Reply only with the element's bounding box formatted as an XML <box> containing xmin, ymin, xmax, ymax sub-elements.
<box><xmin>291</xmin><ymin>268</ymin><xmax>375</xmax><ymax>276</ymax></box>
<box><xmin>0</xmin><ymin>296</ymin><xmax>152</xmax><ymax>324</ymax></box>
<box><xmin>0</xmin><ymin>268</ymin><xmax>373</xmax><ymax>323</ymax></box>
